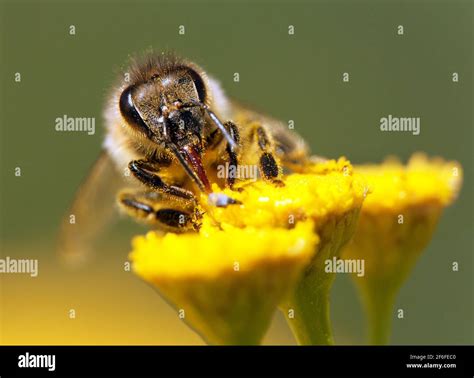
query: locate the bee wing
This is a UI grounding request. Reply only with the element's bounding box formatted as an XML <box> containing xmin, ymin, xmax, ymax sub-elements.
<box><xmin>58</xmin><ymin>151</ymin><xmax>125</xmax><ymax>265</ymax></box>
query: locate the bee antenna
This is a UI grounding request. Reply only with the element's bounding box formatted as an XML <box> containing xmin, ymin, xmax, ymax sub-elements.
<box><xmin>202</xmin><ymin>105</ymin><xmax>237</xmax><ymax>151</ymax></box>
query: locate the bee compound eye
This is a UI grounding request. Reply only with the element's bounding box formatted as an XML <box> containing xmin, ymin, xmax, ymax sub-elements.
<box><xmin>189</xmin><ymin>71</ymin><xmax>207</xmax><ymax>104</ymax></box>
<box><xmin>119</xmin><ymin>86</ymin><xmax>149</xmax><ymax>135</ymax></box>
<box><xmin>177</xmin><ymin>67</ymin><xmax>207</xmax><ymax>104</ymax></box>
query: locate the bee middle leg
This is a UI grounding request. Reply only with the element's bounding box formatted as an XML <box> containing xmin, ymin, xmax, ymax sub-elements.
<box><xmin>206</xmin><ymin>121</ymin><xmax>242</xmax><ymax>190</ymax></box>
<box><xmin>224</xmin><ymin>121</ymin><xmax>241</xmax><ymax>189</ymax></box>
<box><xmin>128</xmin><ymin>159</ymin><xmax>197</xmax><ymax>202</ymax></box>
<box><xmin>118</xmin><ymin>190</ymin><xmax>201</xmax><ymax>232</ymax></box>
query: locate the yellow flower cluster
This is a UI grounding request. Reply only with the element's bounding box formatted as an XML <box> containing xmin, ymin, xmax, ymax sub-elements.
<box><xmin>129</xmin><ymin>152</ymin><xmax>462</xmax><ymax>345</ymax></box>
<box><xmin>130</xmin><ymin>158</ymin><xmax>367</xmax><ymax>344</ymax></box>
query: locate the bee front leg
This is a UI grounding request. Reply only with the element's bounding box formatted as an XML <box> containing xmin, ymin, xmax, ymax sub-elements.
<box><xmin>251</xmin><ymin>125</ymin><xmax>284</xmax><ymax>186</ymax></box>
<box><xmin>128</xmin><ymin>159</ymin><xmax>197</xmax><ymax>202</ymax></box>
<box><xmin>118</xmin><ymin>190</ymin><xmax>201</xmax><ymax>232</ymax></box>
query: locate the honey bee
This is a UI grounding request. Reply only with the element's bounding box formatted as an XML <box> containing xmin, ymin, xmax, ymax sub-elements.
<box><xmin>61</xmin><ymin>52</ymin><xmax>310</xmax><ymax>261</ymax></box>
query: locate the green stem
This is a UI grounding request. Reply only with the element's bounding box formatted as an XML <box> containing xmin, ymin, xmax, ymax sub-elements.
<box><xmin>284</xmin><ymin>270</ymin><xmax>335</xmax><ymax>345</ymax></box>
<box><xmin>358</xmin><ymin>279</ymin><xmax>400</xmax><ymax>345</ymax></box>
<box><xmin>281</xmin><ymin>210</ymin><xmax>361</xmax><ymax>345</ymax></box>
<box><xmin>362</xmin><ymin>283</ymin><xmax>397</xmax><ymax>345</ymax></box>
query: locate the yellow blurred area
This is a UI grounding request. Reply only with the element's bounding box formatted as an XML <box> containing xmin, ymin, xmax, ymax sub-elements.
<box><xmin>0</xmin><ymin>241</ymin><xmax>296</xmax><ymax>345</ymax></box>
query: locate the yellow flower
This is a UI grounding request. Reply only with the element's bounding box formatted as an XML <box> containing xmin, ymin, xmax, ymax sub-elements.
<box><xmin>131</xmin><ymin>220</ymin><xmax>317</xmax><ymax>345</ymax></box>
<box><xmin>129</xmin><ymin>158</ymin><xmax>367</xmax><ymax>345</ymax></box>
<box><xmin>343</xmin><ymin>153</ymin><xmax>463</xmax><ymax>344</ymax></box>
<box><xmin>207</xmin><ymin>158</ymin><xmax>366</xmax><ymax>229</ymax></box>
<box><xmin>357</xmin><ymin>153</ymin><xmax>461</xmax><ymax>213</ymax></box>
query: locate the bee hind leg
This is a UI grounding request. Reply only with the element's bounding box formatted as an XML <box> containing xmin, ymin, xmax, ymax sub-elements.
<box><xmin>118</xmin><ymin>190</ymin><xmax>201</xmax><ymax>232</ymax></box>
<box><xmin>251</xmin><ymin>125</ymin><xmax>284</xmax><ymax>186</ymax></box>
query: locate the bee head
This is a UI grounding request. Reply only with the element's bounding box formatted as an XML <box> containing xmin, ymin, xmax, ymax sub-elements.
<box><xmin>117</xmin><ymin>54</ymin><xmax>237</xmax><ymax>194</ymax></box>
<box><xmin>119</xmin><ymin>65</ymin><xmax>210</xmax><ymax>151</ymax></box>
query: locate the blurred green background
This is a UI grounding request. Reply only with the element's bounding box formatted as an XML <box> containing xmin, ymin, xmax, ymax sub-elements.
<box><xmin>0</xmin><ymin>0</ymin><xmax>472</xmax><ymax>344</ymax></box>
